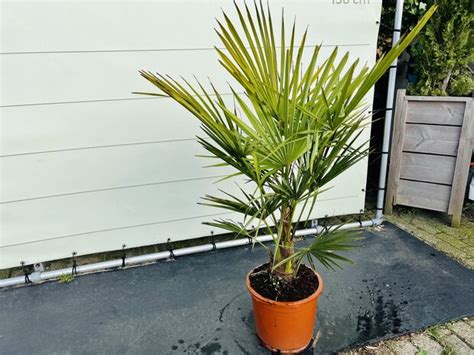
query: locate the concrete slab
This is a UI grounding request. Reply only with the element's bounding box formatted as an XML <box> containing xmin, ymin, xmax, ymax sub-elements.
<box><xmin>410</xmin><ymin>333</ymin><xmax>443</xmax><ymax>354</ymax></box>
<box><xmin>0</xmin><ymin>223</ymin><xmax>473</xmax><ymax>354</ymax></box>
<box><xmin>450</xmin><ymin>321</ymin><xmax>474</xmax><ymax>348</ymax></box>
<box><xmin>442</xmin><ymin>334</ymin><xmax>474</xmax><ymax>354</ymax></box>
<box><xmin>387</xmin><ymin>340</ymin><xmax>418</xmax><ymax>354</ymax></box>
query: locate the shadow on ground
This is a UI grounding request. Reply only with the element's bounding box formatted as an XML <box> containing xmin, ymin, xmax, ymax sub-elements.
<box><xmin>1</xmin><ymin>222</ymin><xmax>473</xmax><ymax>354</ymax></box>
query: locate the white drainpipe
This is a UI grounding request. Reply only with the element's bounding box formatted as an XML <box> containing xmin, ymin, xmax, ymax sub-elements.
<box><xmin>376</xmin><ymin>0</ymin><xmax>404</xmax><ymax>220</ymax></box>
<box><xmin>1</xmin><ymin>1</ymin><xmax>405</xmax><ymax>289</ymax></box>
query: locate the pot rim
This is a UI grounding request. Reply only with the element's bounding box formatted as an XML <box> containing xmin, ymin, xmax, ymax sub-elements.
<box><xmin>246</xmin><ymin>263</ymin><xmax>324</xmax><ymax>306</ymax></box>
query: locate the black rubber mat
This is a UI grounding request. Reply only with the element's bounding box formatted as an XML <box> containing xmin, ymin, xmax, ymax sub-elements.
<box><xmin>1</xmin><ymin>222</ymin><xmax>473</xmax><ymax>354</ymax></box>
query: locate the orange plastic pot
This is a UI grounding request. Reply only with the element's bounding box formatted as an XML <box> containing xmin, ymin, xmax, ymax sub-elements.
<box><xmin>246</xmin><ymin>265</ymin><xmax>323</xmax><ymax>353</ymax></box>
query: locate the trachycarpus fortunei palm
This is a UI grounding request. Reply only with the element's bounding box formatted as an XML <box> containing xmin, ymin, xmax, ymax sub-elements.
<box><xmin>138</xmin><ymin>2</ymin><xmax>436</xmax><ymax>282</ymax></box>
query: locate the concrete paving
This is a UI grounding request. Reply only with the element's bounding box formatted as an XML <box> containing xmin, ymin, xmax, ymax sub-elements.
<box><xmin>350</xmin><ymin>320</ymin><xmax>474</xmax><ymax>354</ymax></box>
<box><xmin>1</xmin><ymin>223</ymin><xmax>473</xmax><ymax>354</ymax></box>
<box><xmin>410</xmin><ymin>333</ymin><xmax>443</xmax><ymax>353</ymax></box>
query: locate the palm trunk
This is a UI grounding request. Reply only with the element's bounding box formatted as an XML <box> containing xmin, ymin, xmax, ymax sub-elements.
<box><xmin>274</xmin><ymin>205</ymin><xmax>296</xmax><ymax>282</ymax></box>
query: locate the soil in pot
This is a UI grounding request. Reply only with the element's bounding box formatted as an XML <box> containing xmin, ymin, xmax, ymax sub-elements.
<box><xmin>249</xmin><ymin>263</ymin><xmax>319</xmax><ymax>302</ymax></box>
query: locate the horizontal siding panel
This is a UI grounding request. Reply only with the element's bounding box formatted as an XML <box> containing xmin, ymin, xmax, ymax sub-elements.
<box><xmin>0</xmin><ymin>211</ymin><xmax>238</xmax><ymax>269</ymax></box>
<box><xmin>0</xmin><ymin>46</ymin><xmax>370</xmax><ymax>107</ymax></box>
<box><xmin>1</xmin><ymin>147</ymin><xmax>368</xmax><ymax>205</ymax></box>
<box><xmin>406</xmin><ymin>101</ymin><xmax>465</xmax><ymax>126</ymax></box>
<box><xmin>0</xmin><ymin>178</ymin><xmax>245</xmax><ymax>248</ymax></box>
<box><xmin>0</xmin><ymin>160</ymin><xmax>366</xmax><ymax>247</ymax></box>
<box><xmin>0</xmin><ymin>172</ymin><xmax>363</xmax><ymax>253</ymax></box>
<box><xmin>0</xmin><ymin>0</ymin><xmax>381</xmax><ymax>53</ymax></box>
<box><xmin>0</xmin><ymin>89</ymin><xmax>372</xmax><ymax>158</ymax></box>
<box><xmin>400</xmin><ymin>153</ymin><xmax>456</xmax><ymax>185</ymax></box>
<box><xmin>403</xmin><ymin>124</ymin><xmax>461</xmax><ymax>156</ymax></box>
<box><xmin>0</xmin><ymin>140</ymin><xmax>233</xmax><ymax>203</ymax></box>
<box><xmin>0</xmin><ymin>194</ymin><xmax>363</xmax><ymax>269</ymax></box>
<box><xmin>0</xmin><ymin>98</ymin><xmax>209</xmax><ymax>157</ymax></box>
<box><xmin>0</xmin><ymin>50</ymin><xmax>232</xmax><ymax>106</ymax></box>
<box><xmin>396</xmin><ymin>180</ymin><xmax>451</xmax><ymax>212</ymax></box>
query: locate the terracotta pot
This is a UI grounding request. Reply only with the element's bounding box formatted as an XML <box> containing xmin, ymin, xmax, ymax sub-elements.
<box><xmin>246</xmin><ymin>265</ymin><xmax>324</xmax><ymax>353</ymax></box>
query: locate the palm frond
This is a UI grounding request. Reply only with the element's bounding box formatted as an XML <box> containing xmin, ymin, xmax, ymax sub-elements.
<box><xmin>295</xmin><ymin>228</ymin><xmax>363</xmax><ymax>271</ymax></box>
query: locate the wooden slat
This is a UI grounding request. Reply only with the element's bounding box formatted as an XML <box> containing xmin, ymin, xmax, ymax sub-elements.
<box><xmin>403</xmin><ymin>95</ymin><xmax>471</xmax><ymax>103</ymax></box>
<box><xmin>397</xmin><ymin>180</ymin><xmax>451</xmax><ymax>212</ymax></box>
<box><xmin>406</xmin><ymin>101</ymin><xmax>465</xmax><ymax>126</ymax></box>
<box><xmin>448</xmin><ymin>99</ymin><xmax>474</xmax><ymax>226</ymax></box>
<box><xmin>400</xmin><ymin>153</ymin><xmax>456</xmax><ymax>185</ymax></box>
<box><xmin>403</xmin><ymin>124</ymin><xmax>461</xmax><ymax>156</ymax></box>
<box><xmin>385</xmin><ymin>89</ymin><xmax>407</xmax><ymax>214</ymax></box>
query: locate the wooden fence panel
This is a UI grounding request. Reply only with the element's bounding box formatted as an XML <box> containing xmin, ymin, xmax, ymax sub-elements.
<box><xmin>385</xmin><ymin>90</ymin><xmax>473</xmax><ymax>227</ymax></box>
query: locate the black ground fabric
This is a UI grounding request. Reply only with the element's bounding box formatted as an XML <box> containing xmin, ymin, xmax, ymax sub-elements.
<box><xmin>1</xmin><ymin>222</ymin><xmax>473</xmax><ymax>354</ymax></box>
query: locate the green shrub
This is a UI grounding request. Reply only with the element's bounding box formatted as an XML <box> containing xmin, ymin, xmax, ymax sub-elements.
<box><xmin>409</xmin><ymin>0</ymin><xmax>473</xmax><ymax>96</ymax></box>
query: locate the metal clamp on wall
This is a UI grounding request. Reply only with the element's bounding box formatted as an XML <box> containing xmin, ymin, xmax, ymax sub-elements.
<box><xmin>358</xmin><ymin>211</ymin><xmax>364</xmax><ymax>228</ymax></box>
<box><xmin>376</xmin><ymin>21</ymin><xmax>402</xmax><ymax>33</ymax></box>
<box><xmin>121</xmin><ymin>245</ymin><xmax>127</xmax><ymax>268</ymax></box>
<box><xmin>319</xmin><ymin>218</ymin><xmax>330</xmax><ymax>234</ymax></box>
<box><xmin>167</xmin><ymin>239</ymin><xmax>176</xmax><ymax>260</ymax></box>
<box><xmin>21</xmin><ymin>262</ymin><xmax>31</xmax><ymax>284</ymax></box>
<box><xmin>210</xmin><ymin>232</ymin><xmax>217</xmax><ymax>251</ymax></box>
<box><xmin>374</xmin><ymin>107</ymin><xmax>393</xmax><ymax>114</ymax></box>
<box><xmin>71</xmin><ymin>252</ymin><xmax>78</xmax><ymax>275</ymax></box>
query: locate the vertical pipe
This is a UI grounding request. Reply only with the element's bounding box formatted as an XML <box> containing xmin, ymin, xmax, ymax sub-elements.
<box><xmin>375</xmin><ymin>0</ymin><xmax>405</xmax><ymax>220</ymax></box>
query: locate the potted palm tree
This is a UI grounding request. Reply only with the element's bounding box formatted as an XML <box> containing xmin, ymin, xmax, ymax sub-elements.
<box><xmin>137</xmin><ymin>3</ymin><xmax>436</xmax><ymax>352</ymax></box>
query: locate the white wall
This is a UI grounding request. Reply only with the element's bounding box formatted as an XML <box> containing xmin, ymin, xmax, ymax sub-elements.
<box><xmin>0</xmin><ymin>0</ymin><xmax>382</xmax><ymax>269</ymax></box>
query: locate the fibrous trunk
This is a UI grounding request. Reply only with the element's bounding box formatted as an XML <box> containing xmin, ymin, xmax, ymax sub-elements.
<box><xmin>274</xmin><ymin>205</ymin><xmax>296</xmax><ymax>282</ymax></box>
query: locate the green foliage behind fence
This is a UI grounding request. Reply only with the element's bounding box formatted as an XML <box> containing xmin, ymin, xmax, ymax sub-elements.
<box><xmin>409</xmin><ymin>0</ymin><xmax>473</xmax><ymax>96</ymax></box>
